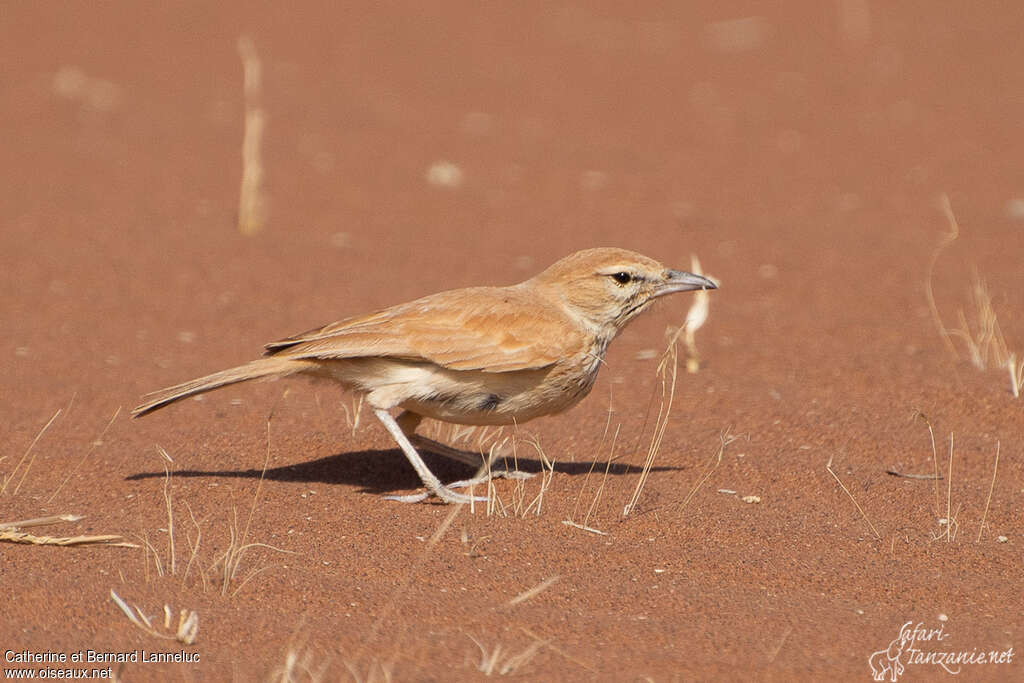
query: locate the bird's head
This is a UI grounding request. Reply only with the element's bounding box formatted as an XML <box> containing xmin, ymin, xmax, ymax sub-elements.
<box><xmin>530</xmin><ymin>248</ymin><xmax>717</xmax><ymax>333</ymax></box>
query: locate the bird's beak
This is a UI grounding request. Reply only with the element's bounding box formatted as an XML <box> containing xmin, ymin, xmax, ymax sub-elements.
<box><xmin>655</xmin><ymin>270</ymin><xmax>718</xmax><ymax>297</ymax></box>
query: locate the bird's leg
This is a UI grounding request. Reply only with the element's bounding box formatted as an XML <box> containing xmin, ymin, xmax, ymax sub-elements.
<box><xmin>396</xmin><ymin>410</ymin><xmax>536</xmax><ymax>481</ymax></box>
<box><xmin>373</xmin><ymin>408</ymin><xmax>487</xmax><ymax>504</ymax></box>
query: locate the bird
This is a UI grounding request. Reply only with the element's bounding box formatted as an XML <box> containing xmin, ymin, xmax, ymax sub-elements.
<box><xmin>132</xmin><ymin>247</ymin><xmax>717</xmax><ymax>504</ymax></box>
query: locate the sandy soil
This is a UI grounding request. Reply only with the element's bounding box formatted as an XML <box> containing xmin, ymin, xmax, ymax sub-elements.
<box><xmin>3</xmin><ymin>2</ymin><xmax>1022</xmax><ymax>681</ymax></box>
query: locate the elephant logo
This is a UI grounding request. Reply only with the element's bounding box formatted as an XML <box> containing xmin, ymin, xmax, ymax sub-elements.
<box><xmin>868</xmin><ymin>634</ymin><xmax>906</xmax><ymax>681</ymax></box>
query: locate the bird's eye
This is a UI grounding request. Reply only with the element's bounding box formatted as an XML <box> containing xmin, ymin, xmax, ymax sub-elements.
<box><xmin>610</xmin><ymin>272</ymin><xmax>632</xmax><ymax>285</ymax></box>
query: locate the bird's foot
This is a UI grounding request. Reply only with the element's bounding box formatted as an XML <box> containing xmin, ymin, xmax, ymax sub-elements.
<box><xmin>382</xmin><ymin>470</ymin><xmax>535</xmax><ymax>504</ymax></box>
<box><xmin>383</xmin><ymin>486</ymin><xmax>489</xmax><ymax>505</ymax></box>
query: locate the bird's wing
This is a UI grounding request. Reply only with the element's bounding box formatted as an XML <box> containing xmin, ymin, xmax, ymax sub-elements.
<box><xmin>264</xmin><ymin>286</ymin><xmax>583</xmax><ymax>372</ymax></box>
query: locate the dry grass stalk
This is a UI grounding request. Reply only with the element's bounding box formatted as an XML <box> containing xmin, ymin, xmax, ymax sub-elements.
<box><xmin>623</xmin><ymin>340</ymin><xmax>679</xmax><ymax>517</ymax></box>
<box><xmin>182</xmin><ymin>501</ymin><xmax>207</xmax><ymax>591</ymax></box>
<box><xmin>340</xmin><ymin>394</ymin><xmax>365</xmax><ymax>437</ymax></box>
<box><xmin>561</xmin><ymin>520</ymin><xmax>608</xmax><ymax>535</ymax></box>
<box><xmin>505</xmin><ymin>576</ymin><xmax>560</xmax><ymax>608</ymax></box>
<box><xmin>943</xmin><ymin>434</ymin><xmax>954</xmax><ymax>542</ymax></box>
<box><xmin>566</xmin><ymin>386</ymin><xmax>618</xmax><ymax>532</ymax></box>
<box><xmin>676</xmin><ymin>427</ymin><xmax>737</xmax><ymax>513</ymax></box>
<box><xmin>506</xmin><ymin>435</ymin><xmax>554</xmax><ymax>517</ymax></box>
<box><xmin>912</xmin><ymin>418</ymin><xmax>996</xmax><ymax>544</ymax></box>
<box><xmin>47</xmin><ymin>406</ymin><xmax>120</xmax><ymax>503</ymax></box>
<box><xmin>925</xmin><ymin>194</ymin><xmax>961</xmax><ymax>357</ymax></box>
<box><xmin>826</xmin><ymin>454</ymin><xmax>881</xmax><ymax>539</ymax></box>
<box><xmin>580</xmin><ymin>424</ymin><xmax>618</xmax><ymax>527</ymax></box>
<box><xmin>0</xmin><ymin>513</ymin><xmax>84</xmax><ymax>529</ymax></box>
<box><xmin>158</xmin><ymin>448</ymin><xmax>177</xmax><ymax>576</ymax></box>
<box><xmin>915</xmin><ymin>412</ymin><xmax>943</xmax><ymax>518</ymax></box>
<box><xmin>976</xmin><ymin>441</ymin><xmax>1000</xmax><ymax>542</ymax></box>
<box><xmin>109</xmin><ymin>589</ymin><xmax>198</xmax><ymax>645</ymax></box>
<box><xmin>2</xmin><ymin>408</ymin><xmax>62</xmax><ymax>496</ymax></box>
<box><xmin>237</xmin><ymin>35</ymin><xmax>266</xmax><ymax>235</ymax></box>
<box><xmin>499</xmin><ymin>435</ymin><xmax>523</xmax><ymax>516</ymax></box>
<box><xmin>0</xmin><ymin>513</ymin><xmax>136</xmax><ymax>548</ymax></box>
<box><xmin>924</xmin><ymin>432</ymin><xmax>962</xmax><ymax>544</ymax></box>
<box><xmin>136</xmin><ymin>451</ymin><xmax>176</xmax><ymax>578</ymax></box>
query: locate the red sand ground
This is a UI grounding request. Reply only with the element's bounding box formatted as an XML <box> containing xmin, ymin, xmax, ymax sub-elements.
<box><xmin>3</xmin><ymin>2</ymin><xmax>1022</xmax><ymax>681</ymax></box>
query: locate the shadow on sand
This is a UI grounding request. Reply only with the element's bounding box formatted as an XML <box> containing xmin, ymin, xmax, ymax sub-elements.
<box><xmin>125</xmin><ymin>447</ymin><xmax>684</xmax><ymax>496</ymax></box>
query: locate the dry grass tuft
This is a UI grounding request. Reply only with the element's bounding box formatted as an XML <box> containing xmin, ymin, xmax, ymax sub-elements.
<box><xmin>499</xmin><ymin>433</ymin><xmax>555</xmax><ymax>518</ymax></box>
<box><xmin>267</xmin><ymin>628</ymin><xmax>333</xmax><ymax>683</ymax></box>
<box><xmin>211</xmin><ymin>421</ymin><xmax>294</xmax><ymax>596</ymax></box>
<box><xmin>466</xmin><ymin>628</ymin><xmax>596</xmax><ymax>676</ymax></box>
<box><xmin>885</xmin><ymin>417</ymin><xmax>1003</xmax><ymax>545</ymax></box>
<box><xmin>109</xmin><ymin>589</ymin><xmax>198</xmax><ymax>645</ymax></box>
<box><xmin>466</xmin><ymin>633</ymin><xmax>547</xmax><ymax>676</ymax></box>
<box><xmin>927</xmin><ymin>195</ymin><xmax>1021</xmax><ymax>396</ymax></box>
<box><xmin>138</xmin><ymin>424</ymin><xmax>293</xmax><ymax>596</ymax></box>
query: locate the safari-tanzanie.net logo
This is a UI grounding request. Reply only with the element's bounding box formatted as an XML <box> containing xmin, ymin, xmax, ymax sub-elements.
<box><xmin>868</xmin><ymin>618</ymin><xmax>1014</xmax><ymax>681</ymax></box>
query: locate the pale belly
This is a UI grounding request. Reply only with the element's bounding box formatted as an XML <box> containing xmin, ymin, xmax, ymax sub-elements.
<box><xmin>397</xmin><ymin>364</ymin><xmax>598</xmax><ymax>426</ymax></box>
<box><xmin>315</xmin><ymin>354</ymin><xmax>604</xmax><ymax>426</ymax></box>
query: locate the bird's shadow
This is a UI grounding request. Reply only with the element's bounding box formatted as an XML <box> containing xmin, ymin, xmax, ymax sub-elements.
<box><xmin>124</xmin><ymin>447</ymin><xmax>684</xmax><ymax>495</ymax></box>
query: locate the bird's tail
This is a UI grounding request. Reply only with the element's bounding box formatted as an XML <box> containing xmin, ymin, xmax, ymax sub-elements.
<box><xmin>132</xmin><ymin>357</ymin><xmax>313</xmax><ymax>418</ymax></box>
